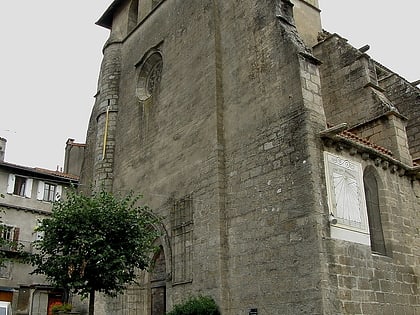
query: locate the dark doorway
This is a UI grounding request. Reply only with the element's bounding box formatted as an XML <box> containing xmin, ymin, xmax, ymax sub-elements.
<box><xmin>47</xmin><ymin>293</ymin><xmax>63</xmax><ymax>315</ymax></box>
<box><xmin>150</xmin><ymin>246</ymin><xmax>166</xmax><ymax>315</ymax></box>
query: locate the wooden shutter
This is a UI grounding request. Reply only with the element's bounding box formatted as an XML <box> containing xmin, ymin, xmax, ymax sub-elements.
<box><xmin>37</xmin><ymin>181</ymin><xmax>45</xmax><ymax>200</ymax></box>
<box><xmin>6</xmin><ymin>174</ymin><xmax>15</xmax><ymax>194</ymax></box>
<box><xmin>12</xmin><ymin>227</ymin><xmax>19</xmax><ymax>242</ymax></box>
<box><xmin>12</xmin><ymin>227</ymin><xmax>20</xmax><ymax>251</ymax></box>
<box><xmin>24</xmin><ymin>178</ymin><xmax>33</xmax><ymax>198</ymax></box>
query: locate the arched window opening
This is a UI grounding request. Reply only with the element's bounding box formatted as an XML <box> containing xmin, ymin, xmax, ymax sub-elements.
<box><xmin>128</xmin><ymin>0</ymin><xmax>139</xmax><ymax>33</ymax></box>
<box><xmin>136</xmin><ymin>51</ymin><xmax>163</xmax><ymax>101</ymax></box>
<box><xmin>150</xmin><ymin>246</ymin><xmax>166</xmax><ymax>315</ymax></box>
<box><xmin>363</xmin><ymin>168</ymin><xmax>387</xmax><ymax>255</ymax></box>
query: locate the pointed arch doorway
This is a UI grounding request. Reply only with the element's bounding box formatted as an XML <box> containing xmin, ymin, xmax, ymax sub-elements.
<box><xmin>150</xmin><ymin>246</ymin><xmax>166</xmax><ymax>315</ymax></box>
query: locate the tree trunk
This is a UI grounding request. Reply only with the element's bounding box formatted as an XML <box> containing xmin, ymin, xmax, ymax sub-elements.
<box><xmin>88</xmin><ymin>289</ymin><xmax>95</xmax><ymax>315</ymax></box>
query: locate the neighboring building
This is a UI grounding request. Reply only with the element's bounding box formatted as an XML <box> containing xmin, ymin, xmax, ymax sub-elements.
<box><xmin>64</xmin><ymin>138</ymin><xmax>86</xmax><ymax>178</ymax></box>
<box><xmin>81</xmin><ymin>0</ymin><xmax>419</xmax><ymax>314</ymax></box>
<box><xmin>0</xmin><ymin>137</ymin><xmax>79</xmax><ymax>315</ymax></box>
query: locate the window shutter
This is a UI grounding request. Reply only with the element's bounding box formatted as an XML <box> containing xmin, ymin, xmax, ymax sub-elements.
<box><xmin>55</xmin><ymin>185</ymin><xmax>62</xmax><ymax>201</ymax></box>
<box><xmin>6</xmin><ymin>174</ymin><xmax>15</xmax><ymax>194</ymax></box>
<box><xmin>12</xmin><ymin>227</ymin><xmax>20</xmax><ymax>251</ymax></box>
<box><xmin>37</xmin><ymin>181</ymin><xmax>45</xmax><ymax>200</ymax></box>
<box><xmin>24</xmin><ymin>178</ymin><xmax>33</xmax><ymax>198</ymax></box>
<box><xmin>12</xmin><ymin>227</ymin><xmax>19</xmax><ymax>242</ymax></box>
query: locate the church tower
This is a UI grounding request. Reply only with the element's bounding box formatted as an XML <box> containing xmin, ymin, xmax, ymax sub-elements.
<box><xmin>82</xmin><ymin>1</ymin><xmax>329</xmax><ymax>313</ymax></box>
<box><xmin>81</xmin><ymin>1</ymin><xmax>419</xmax><ymax>314</ymax></box>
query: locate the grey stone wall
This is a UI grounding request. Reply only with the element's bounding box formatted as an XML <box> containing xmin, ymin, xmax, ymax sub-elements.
<box><xmin>314</xmin><ymin>34</ymin><xmax>413</xmax><ymax>165</ymax></box>
<box><xmin>314</xmin><ymin>34</ymin><xmax>395</xmax><ymax>128</ymax></box>
<box><xmin>322</xmin><ymin>147</ymin><xmax>419</xmax><ymax>315</ymax></box>
<box><xmin>64</xmin><ymin>139</ymin><xmax>85</xmax><ymax>177</ymax></box>
<box><xmin>377</xmin><ymin>69</ymin><xmax>420</xmax><ymax>161</ymax></box>
<box><xmin>83</xmin><ymin>1</ymin><xmax>419</xmax><ymax>314</ymax></box>
<box><xmin>85</xmin><ymin>1</ymin><xmax>331</xmax><ymax>314</ymax></box>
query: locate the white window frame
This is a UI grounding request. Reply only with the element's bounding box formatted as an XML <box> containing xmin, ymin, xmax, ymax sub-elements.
<box><xmin>37</xmin><ymin>181</ymin><xmax>62</xmax><ymax>202</ymax></box>
<box><xmin>6</xmin><ymin>174</ymin><xmax>32</xmax><ymax>198</ymax></box>
<box><xmin>43</xmin><ymin>182</ymin><xmax>56</xmax><ymax>202</ymax></box>
<box><xmin>1</xmin><ymin>225</ymin><xmax>14</xmax><ymax>242</ymax></box>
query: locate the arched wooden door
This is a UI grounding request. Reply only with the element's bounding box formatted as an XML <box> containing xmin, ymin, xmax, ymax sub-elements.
<box><xmin>150</xmin><ymin>246</ymin><xmax>166</xmax><ymax>315</ymax></box>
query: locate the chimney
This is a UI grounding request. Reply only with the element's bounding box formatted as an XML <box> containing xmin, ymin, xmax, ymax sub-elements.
<box><xmin>0</xmin><ymin>137</ymin><xmax>6</xmax><ymax>162</ymax></box>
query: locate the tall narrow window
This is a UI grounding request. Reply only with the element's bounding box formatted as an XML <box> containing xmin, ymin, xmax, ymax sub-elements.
<box><xmin>128</xmin><ymin>0</ymin><xmax>139</xmax><ymax>33</ymax></box>
<box><xmin>171</xmin><ymin>195</ymin><xmax>193</xmax><ymax>284</ymax></box>
<box><xmin>363</xmin><ymin>167</ymin><xmax>387</xmax><ymax>255</ymax></box>
<box><xmin>13</xmin><ymin>176</ymin><xmax>26</xmax><ymax>197</ymax></box>
<box><xmin>43</xmin><ymin>183</ymin><xmax>56</xmax><ymax>202</ymax></box>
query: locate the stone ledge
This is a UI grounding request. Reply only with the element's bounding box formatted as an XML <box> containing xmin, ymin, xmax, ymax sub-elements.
<box><xmin>320</xmin><ymin>125</ymin><xmax>420</xmax><ymax>181</ymax></box>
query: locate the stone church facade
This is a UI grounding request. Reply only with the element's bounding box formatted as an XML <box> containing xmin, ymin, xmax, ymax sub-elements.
<box><xmin>80</xmin><ymin>0</ymin><xmax>419</xmax><ymax>314</ymax></box>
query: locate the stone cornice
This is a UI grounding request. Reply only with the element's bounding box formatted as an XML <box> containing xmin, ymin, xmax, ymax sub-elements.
<box><xmin>320</xmin><ymin>125</ymin><xmax>419</xmax><ymax>181</ymax></box>
<box><xmin>0</xmin><ymin>203</ymin><xmax>51</xmax><ymax>216</ymax></box>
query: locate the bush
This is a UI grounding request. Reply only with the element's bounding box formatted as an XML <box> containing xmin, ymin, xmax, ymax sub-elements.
<box><xmin>51</xmin><ymin>302</ymin><xmax>72</xmax><ymax>313</ymax></box>
<box><xmin>167</xmin><ymin>295</ymin><xmax>220</xmax><ymax>315</ymax></box>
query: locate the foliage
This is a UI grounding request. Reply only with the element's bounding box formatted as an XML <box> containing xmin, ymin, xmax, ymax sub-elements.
<box><xmin>0</xmin><ymin>194</ymin><xmax>5</xmax><ymax>265</ymax></box>
<box><xmin>0</xmin><ymin>208</ymin><xmax>24</xmax><ymax>267</ymax></box>
<box><xmin>31</xmin><ymin>188</ymin><xmax>161</xmax><ymax>301</ymax></box>
<box><xmin>51</xmin><ymin>302</ymin><xmax>72</xmax><ymax>313</ymax></box>
<box><xmin>166</xmin><ymin>295</ymin><xmax>221</xmax><ymax>315</ymax></box>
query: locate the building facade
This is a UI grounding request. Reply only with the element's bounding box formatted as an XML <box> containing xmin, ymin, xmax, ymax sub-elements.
<box><xmin>0</xmin><ymin>138</ymin><xmax>79</xmax><ymax>315</ymax></box>
<box><xmin>81</xmin><ymin>0</ymin><xmax>419</xmax><ymax>314</ymax></box>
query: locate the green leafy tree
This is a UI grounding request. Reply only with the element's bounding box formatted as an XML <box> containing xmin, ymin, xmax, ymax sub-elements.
<box><xmin>31</xmin><ymin>189</ymin><xmax>161</xmax><ymax>315</ymax></box>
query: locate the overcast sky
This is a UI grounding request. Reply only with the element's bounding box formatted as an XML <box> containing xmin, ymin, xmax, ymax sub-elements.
<box><xmin>0</xmin><ymin>1</ymin><xmax>418</xmax><ymax>171</ymax></box>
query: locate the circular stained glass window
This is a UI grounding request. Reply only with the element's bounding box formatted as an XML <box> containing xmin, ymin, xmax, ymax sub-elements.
<box><xmin>136</xmin><ymin>52</ymin><xmax>163</xmax><ymax>101</ymax></box>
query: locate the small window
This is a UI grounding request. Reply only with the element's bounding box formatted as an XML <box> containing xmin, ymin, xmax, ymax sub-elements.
<box><xmin>1</xmin><ymin>226</ymin><xmax>13</xmax><ymax>242</ymax></box>
<box><xmin>363</xmin><ymin>167</ymin><xmax>387</xmax><ymax>255</ymax></box>
<box><xmin>7</xmin><ymin>175</ymin><xmax>32</xmax><ymax>198</ymax></box>
<box><xmin>128</xmin><ymin>0</ymin><xmax>139</xmax><ymax>33</ymax></box>
<box><xmin>136</xmin><ymin>51</ymin><xmax>163</xmax><ymax>101</ymax></box>
<box><xmin>0</xmin><ymin>301</ymin><xmax>11</xmax><ymax>315</ymax></box>
<box><xmin>1</xmin><ymin>226</ymin><xmax>19</xmax><ymax>251</ymax></box>
<box><xmin>43</xmin><ymin>183</ymin><xmax>56</xmax><ymax>202</ymax></box>
<box><xmin>13</xmin><ymin>176</ymin><xmax>26</xmax><ymax>197</ymax></box>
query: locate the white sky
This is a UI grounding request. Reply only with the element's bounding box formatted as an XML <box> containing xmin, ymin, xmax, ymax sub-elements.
<box><xmin>0</xmin><ymin>1</ymin><xmax>418</xmax><ymax>171</ymax></box>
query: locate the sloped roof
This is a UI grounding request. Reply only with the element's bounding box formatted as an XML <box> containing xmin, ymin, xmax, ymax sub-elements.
<box><xmin>320</xmin><ymin>124</ymin><xmax>420</xmax><ymax>180</ymax></box>
<box><xmin>0</xmin><ymin>161</ymin><xmax>79</xmax><ymax>183</ymax></box>
<box><xmin>96</xmin><ymin>0</ymin><xmax>124</xmax><ymax>29</ymax></box>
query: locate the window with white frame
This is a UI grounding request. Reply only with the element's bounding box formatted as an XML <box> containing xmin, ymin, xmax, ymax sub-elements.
<box><xmin>37</xmin><ymin>181</ymin><xmax>62</xmax><ymax>202</ymax></box>
<box><xmin>43</xmin><ymin>183</ymin><xmax>56</xmax><ymax>202</ymax></box>
<box><xmin>7</xmin><ymin>174</ymin><xmax>32</xmax><ymax>198</ymax></box>
<box><xmin>1</xmin><ymin>225</ymin><xmax>19</xmax><ymax>251</ymax></box>
<box><xmin>1</xmin><ymin>226</ymin><xmax>13</xmax><ymax>242</ymax></box>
